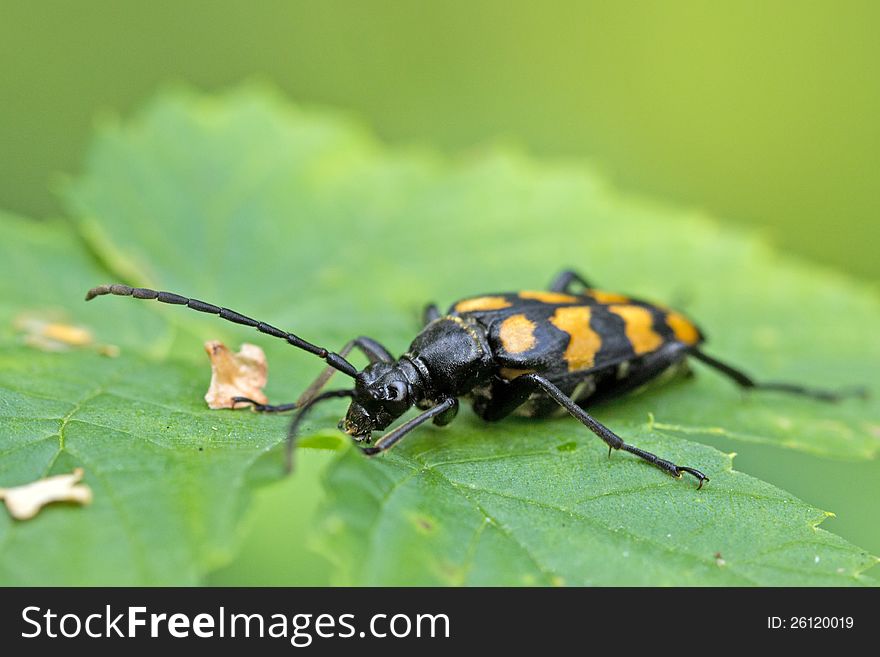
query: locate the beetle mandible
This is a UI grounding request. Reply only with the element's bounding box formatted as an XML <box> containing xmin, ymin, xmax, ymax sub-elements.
<box><xmin>86</xmin><ymin>270</ymin><xmax>861</xmax><ymax>488</ymax></box>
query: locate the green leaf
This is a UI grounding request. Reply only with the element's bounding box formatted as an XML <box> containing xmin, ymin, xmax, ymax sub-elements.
<box><xmin>0</xmin><ymin>347</ymin><xmax>288</xmax><ymax>585</ymax></box>
<box><xmin>314</xmin><ymin>429</ymin><xmax>876</xmax><ymax>585</ymax></box>
<box><xmin>0</xmin><ymin>85</ymin><xmax>877</xmax><ymax>585</ymax></box>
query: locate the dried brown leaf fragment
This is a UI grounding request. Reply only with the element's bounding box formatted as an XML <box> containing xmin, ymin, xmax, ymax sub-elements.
<box><xmin>14</xmin><ymin>312</ymin><xmax>120</xmax><ymax>356</ymax></box>
<box><xmin>204</xmin><ymin>340</ymin><xmax>269</xmax><ymax>409</ymax></box>
<box><xmin>0</xmin><ymin>468</ymin><xmax>94</xmax><ymax>520</ymax></box>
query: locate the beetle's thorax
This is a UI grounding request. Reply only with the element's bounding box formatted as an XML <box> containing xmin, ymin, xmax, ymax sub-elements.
<box><xmin>340</xmin><ymin>316</ymin><xmax>494</xmax><ymax>440</ymax></box>
<box><xmin>403</xmin><ymin>315</ymin><xmax>495</xmax><ymax>398</ymax></box>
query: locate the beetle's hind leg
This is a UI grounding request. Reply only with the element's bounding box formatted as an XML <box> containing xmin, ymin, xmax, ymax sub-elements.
<box><xmin>689</xmin><ymin>349</ymin><xmax>868</xmax><ymax>402</ymax></box>
<box><xmin>548</xmin><ymin>270</ymin><xmax>595</xmax><ymax>293</ymax></box>
<box><xmin>474</xmin><ymin>373</ymin><xmax>708</xmax><ymax>488</ymax></box>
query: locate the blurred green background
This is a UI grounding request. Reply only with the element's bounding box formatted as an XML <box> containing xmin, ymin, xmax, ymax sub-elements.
<box><xmin>1</xmin><ymin>0</ymin><xmax>877</xmax><ymax>585</ymax></box>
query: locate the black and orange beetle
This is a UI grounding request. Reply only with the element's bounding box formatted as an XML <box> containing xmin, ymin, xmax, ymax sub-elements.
<box><xmin>86</xmin><ymin>270</ymin><xmax>859</xmax><ymax>488</ymax></box>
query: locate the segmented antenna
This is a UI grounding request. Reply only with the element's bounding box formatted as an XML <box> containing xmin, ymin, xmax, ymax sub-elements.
<box><xmin>85</xmin><ymin>284</ymin><xmax>358</xmax><ymax>377</ymax></box>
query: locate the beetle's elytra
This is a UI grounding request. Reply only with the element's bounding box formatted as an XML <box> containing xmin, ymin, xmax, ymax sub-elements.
<box><xmin>86</xmin><ymin>270</ymin><xmax>862</xmax><ymax>489</ymax></box>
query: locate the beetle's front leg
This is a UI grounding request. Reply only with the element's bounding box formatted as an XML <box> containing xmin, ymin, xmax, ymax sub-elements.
<box><xmin>284</xmin><ymin>389</ymin><xmax>355</xmax><ymax>471</ymax></box>
<box><xmin>422</xmin><ymin>303</ymin><xmax>441</xmax><ymax>326</ymax></box>
<box><xmin>361</xmin><ymin>398</ymin><xmax>459</xmax><ymax>455</ymax></box>
<box><xmin>233</xmin><ymin>336</ymin><xmax>392</xmax><ymax>416</ymax></box>
<box><xmin>231</xmin><ymin>398</ymin><xmax>298</xmax><ymax>413</ymax></box>
<box><xmin>274</xmin><ymin>336</ymin><xmax>391</xmax><ymax>472</ymax></box>
<box><xmin>548</xmin><ymin>270</ymin><xmax>595</xmax><ymax>293</ymax></box>
<box><xmin>295</xmin><ymin>336</ymin><xmax>393</xmax><ymax>408</ymax></box>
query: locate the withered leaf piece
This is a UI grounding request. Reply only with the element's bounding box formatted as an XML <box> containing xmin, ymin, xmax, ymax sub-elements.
<box><xmin>0</xmin><ymin>468</ymin><xmax>94</xmax><ymax>520</ymax></box>
<box><xmin>15</xmin><ymin>314</ymin><xmax>93</xmax><ymax>351</ymax></box>
<box><xmin>204</xmin><ymin>340</ymin><xmax>269</xmax><ymax>409</ymax></box>
<box><xmin>14</xmin><ymin>313</ymin><xmax>120</xmax><ymax>356</ymax></box>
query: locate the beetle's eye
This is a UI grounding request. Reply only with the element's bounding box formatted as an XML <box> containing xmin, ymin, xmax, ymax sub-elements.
<box><xmin>384</xmin><ymin>382</ymin><xmax>407</xmax><ymax>402</ymax></box>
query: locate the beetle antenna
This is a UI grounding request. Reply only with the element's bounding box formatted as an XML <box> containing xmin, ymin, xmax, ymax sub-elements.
<box><xmin>85</xmin><ymin>284</ymin><xmax>358</xmax><ymax>377</ymax></box>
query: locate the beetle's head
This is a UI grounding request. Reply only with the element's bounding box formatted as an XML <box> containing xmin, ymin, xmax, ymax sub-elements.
<box><xmin>339</xmin><ymin>362</ymin><xmax>413</xmax><ymax>441</ymax></box>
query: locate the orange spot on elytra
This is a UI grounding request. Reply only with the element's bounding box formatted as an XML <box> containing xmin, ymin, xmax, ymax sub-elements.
<box><xmin>666</xmin><ymin>311</ymin><xmax>701</xmax><ymax>345</ymax></box>
<box><xmin>549</xmin><ymin>306</ymin><xmax>601</xmax><ymax>371</ymax></box>
<box><xmin>498</xmin><ymin>314</ymin><xmax>537</xmax><ymax>353</ymax></box>
<box><xmin>608</xmin><ymin>305</ymin><xmax>663</xmax><ymax>355</ymax></box>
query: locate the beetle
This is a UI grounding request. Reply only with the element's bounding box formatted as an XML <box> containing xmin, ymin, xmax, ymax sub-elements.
<box><xmin>85</xmin><ymin>270</ymin><xmax>861</xmax><ymax>488</ymax></box>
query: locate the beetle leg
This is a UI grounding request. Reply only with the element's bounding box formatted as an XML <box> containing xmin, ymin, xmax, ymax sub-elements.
<box><xmin>361</xmin><ymin>398</ymin><xmax>458</xmax><ymax>455</ymax></box>
<box><xmin>476</xmin><ymin>373</ymin><xmax>708</xmax><ymax>487</ymax></box>
<box><xmin>231</xmin><ymin>397</ymin><xmax>298</xmax><ymax>413</ymax></box>
<box><xmin>243</xmin><ymin>337</ymin><xmax>388</xmax><ymax>472</ymax></box>
<box><xmin>231</xmin><ymin>336</ymin><xmax>391</xmax><ymax>415</ymax></box>
<box><xmin>472</xmin><ymin>376</ymin><xmax>543</xmax><ymax>422</ymax></box>
<box><xmin>548</xmin><ymin>270</ymin><xmax>595</xmax><ymax>293</ymax></box>
<box><xmin>280</xmin><ymin>336</ymin><xmax>393</xmax><ymax>471</ymax></box>
<box><xmin>528</xmin><ymin>374</ymin><xmax>708</xmax><ymax>487</ymax></box>
<box><xmin>689</xmin><ymin>348</ymin><xmax>868</xmax><ymax>402</ymax></box>
<box><xmin>422</xmin><ymin>303</ymin><xmax>441</xmax><ymax>326</ymax></box>
<box><xmin>295</xmin><ymin>336</ymin><xmax>393</xmax><ymax>409</ymax></box>
<box><xmin>283</xmin><ymin>389</ymin><xmax>354</xmax><ymax>472</ymax></box>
